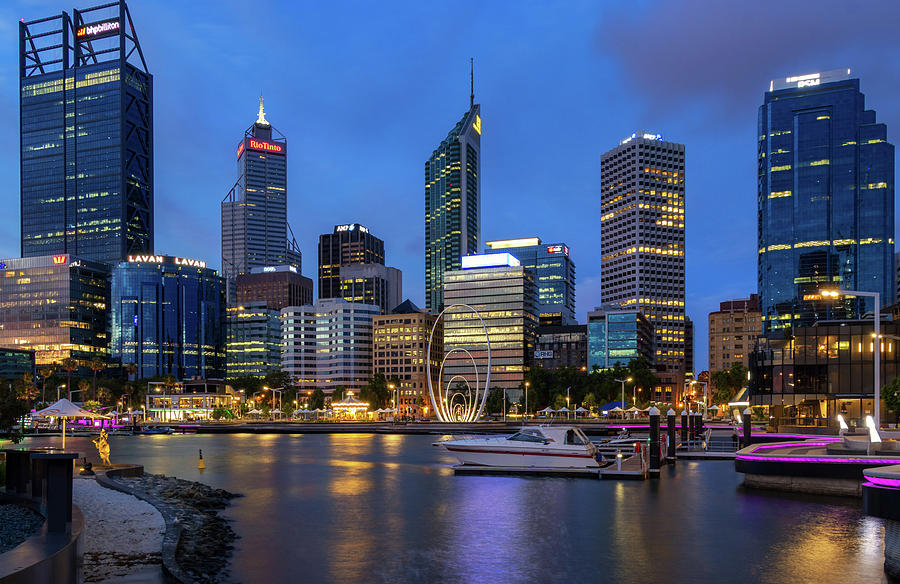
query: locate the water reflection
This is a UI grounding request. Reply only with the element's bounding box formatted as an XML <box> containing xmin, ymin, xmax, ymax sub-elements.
<box><xmin>16</xmin><ymin>434</ymin><xmax>889</xmax><ymax>584</ymax></box>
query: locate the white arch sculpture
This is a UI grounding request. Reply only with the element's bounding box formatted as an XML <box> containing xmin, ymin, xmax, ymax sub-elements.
<box><xmin>426</xmin><ymin>303</ymin><xmax>491</xmax><ymax>422</ymax></box>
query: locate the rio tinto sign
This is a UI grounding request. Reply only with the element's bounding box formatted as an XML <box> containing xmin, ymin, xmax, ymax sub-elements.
<box><xmin>246</xmin><ymin>139</ymin><xmax>284</xmax><ymax>155</ymax></box>
<box><xmin>76</xmin><ymin>18</ymin><xmax>120</xmax><ymax>39</ymax></box>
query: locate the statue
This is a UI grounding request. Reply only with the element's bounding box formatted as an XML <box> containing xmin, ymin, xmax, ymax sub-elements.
<box><xmin>92</xmin><ymin>429</ymin><xmax>111</xmax><ymax>466</ymax></box>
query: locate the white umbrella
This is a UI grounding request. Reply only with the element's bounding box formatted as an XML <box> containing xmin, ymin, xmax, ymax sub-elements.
<box><xmin>557</xmin><ymin>407</ymin><xmax>570</xmax><ymax>412</ymax></box>
<box><xmin>247</xmin><ymin>408</ymin><xmax>262</xmax><ymax>415</ymax></box>
<box><xmin>610</xmin><ymin>406</ymin><xmax>624</xmax><ymax>412</ymax></box>
<box><xmin>33</xmin><ymin>398</ymin><xmax>108</xmax><ymax>450</ymax></box>
<box><xmin>272</xmin><ymin>409</ymin><xmax>283</xmax><ymax>414</ymax></box>
<box><xmin>708</xmin><ymin>405</ymin><xmax>720</xmax><ymax>411</ymax></box>
<box><xmin>538</xmin><ymin>406</ymin><xmax>554</xmax><ymax>413</ymax></box>
<box><xmin>626</xmin><ymin>407</ymin><xmax>641</xmax><ymax>413</ymax></box>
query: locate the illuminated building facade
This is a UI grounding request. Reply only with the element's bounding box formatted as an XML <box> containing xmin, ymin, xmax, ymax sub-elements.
<box><xmin>281</xmin><ymin>299</ymin><xmax>379</xmax><ymax>393</ymax></box>
<box><xmin>20</xmin><ymin>1</ymin><xmax>153</xmax><ymax>264</ymax></box>
<box><xmin>338</xmin><ymin>264</ymin><xmax>402</xmax><ymax>314</ymax></box>
<box><xmin>226</xmin><ymin>302</ymin><xmax>282</xmax><ymax>378</ymax></box>
<box><xmin>222</xmin><ymin>98</ymin><xmax>301</xmax><ymax>301</ymax></box>
<box><xmin>108</xmin><ymin>255</ymin><xmax>225</xmax><ymax>379</ymax></box>
<box><xmin>236</xmin><ymin>265</ymin><xmax>313</xmax><ymax>312</ymax></box>
<box><xmin>600</xmin><ymin>132</ymin><xmax>686</xmax><ymax>397</ymax></box>
<box><xmin>750</xmin><ymin>319</ymin><xmax>899</xmax><ymax>427</ymax></box>
<box><xmin>0</xmin><ymin>255</ymin><xmax>108</xmax><ymax>368</ymax></box>
<box><xmin>424</xmin><ymin>100</ymin><xmax>481</xmax><ymax>312</ymax></box>
<box><xmin>533</xmin><ymin>325</ymin><xmax>587</xmax><ymax>370</ymax></box>
<box><xmin>587</xmin><ymin>306</ymin><xmax>654</xmax><ymax>375</ymax></box>
<box><xmin>318</xmin><ymin>224</ymin><xmax>385</xmax><ymax>300</ymax></box>
<box><xmin>485</xmin><ymin>237</ymin><xmax>576</xmax><ymax>325</ymax></box>
<box><xmin>708</xmin><ymin>294</ymin><xmax>761</xmax><ymax>377</ymax></box>
<box><xmin>443</xmin><ymin>253</ymin><xmax>537</xmax><ymax>399</ymax></box>
<box><xmin>758</xmin><ymin>69</ymin><xmax>895</xmax><ymax>333</ymax></box>
<box><xmin>373</xmin><ymin>300</ymin><xmax>442</xmax><ymax>418</ymax></box>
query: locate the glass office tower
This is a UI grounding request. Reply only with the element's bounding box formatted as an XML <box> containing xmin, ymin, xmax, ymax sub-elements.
<box><xmin>759</xmin><ymin>69</ymin><xmax>895</xmax><ymax>332</ymax></box>
<box><xmin>485</xmin><ymin>237</ymin><xmax>576</xmax><ymax>325</ymax></box>
<box><xmin>109</xmin><ymin>255</ymin><xmax>226</xmax><ymax>379</ymax></box>
<box><xmin>20</xmin><ymin>1</ymin><xmax>152</xmax><ymax>264</ymax></box>
<box><xmin>0</xmin><ymin>255</ymin><xmax>109</xmax><ymax>368</ymax></box>
<box><xmin>425</xmin><ymin>99</ymin><xmax>481</xmax><ymax>312</ymax></box>
<box><xmin>318</xmin><ymin>224</ymin><xmax>385</xmax><ymax>299</ymax></box>
<box><xmin>222</xmin><ymin>98</ymin><xmax>301</xmax><ymax>301</ymax></box>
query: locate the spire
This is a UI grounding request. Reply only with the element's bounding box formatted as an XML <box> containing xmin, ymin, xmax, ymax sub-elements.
<box><xmin>256</xmin><ymin>95</ymin><xmax>269</xmax><ymax>126</ymax></box>
<box><xmin>470</xmin><ymin>58</ymin><xmax>474</xmax><ymax>108</ymax></box>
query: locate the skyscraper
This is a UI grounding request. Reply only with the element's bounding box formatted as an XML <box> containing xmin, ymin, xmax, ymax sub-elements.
<box><xmin>600</xmin><ymin>133</ymin><xmax>686</xmax><ymax>397</ymax></box>
<box><xmin>425</xmin><ymin>74</ymin><xmax>481</xmax><ymax>312</ymax></box>
<box><xmin>338</xmin><ymin>264</ymin><xmax>402</xmax><ymax>314</ymax></box>
<box><xmin>318</xmin><ymin>224</ymin><xmax>385</xmax><ymax>299</ymax></box>
<box><xmin>20</xmin><ymin>1</ymin><xmax>153</xmax><ymax>264</ymax></box>
<box><xmin>485</xmin><ymin>237</ymin><xmax>576</xmax><ymax>325</ymax></box>
<box><xmin>222</xmin><ymin>98</ymin><xmax>301</xmax><ymax>301</ymax></box>
<box><xmin>758</xmin><ymin>69</ymin><xmax>895</xmax><ymax>333</ymax></box>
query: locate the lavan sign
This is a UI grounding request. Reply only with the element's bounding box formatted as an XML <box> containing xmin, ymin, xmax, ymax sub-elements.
<box><xmin>127</xmin><ymin>255</ymin><xmax>207</xmax><ymax>269</ymax></box>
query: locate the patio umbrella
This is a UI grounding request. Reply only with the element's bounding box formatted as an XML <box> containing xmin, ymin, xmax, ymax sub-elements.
<box><xmin>708</xmin><ymin>405</ymin><xmax>720</xmax><ymax>411</ymax></box>
<box><xmin>247</xmin><ymin>408</ymin><xmax>262</xmax><ymax>415</ymax></box>
<box><xmin>33</xmin><ymin>398</ymin><xmax>108</xmax><ymax>450</ymax></box>
<box><xmin>538</xmin><ymin>406</ymin><xmax>554</xmax><ymax>413</ymax></box>
<box><xmin>272</xmin><ymin>409</ymin><xmax>283</xmax><ymax>414</ymax></box>
<box><xmin>557</xmin><ymin>407</ymin><xmax>570</xmax><ymax>412</ymax></box>
<box><xmin>575</xmin><ymin>407</ymin><xmax>589</xmax><ymax>418</ymax></box>
<box><xmin>626</xmin><ymin>407</ymin><xmax>641</xmax><ymax>412</ymax></box>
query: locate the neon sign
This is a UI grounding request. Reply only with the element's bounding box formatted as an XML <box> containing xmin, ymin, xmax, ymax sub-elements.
<box><xmin>128</xmin><ymin>255</ymin><xmax>164</xmax><ymax>263</ymax></box>
<box><xmin>248</xmin><ymin>139</ymin><xmax>283</xmax><ymax>154</ymax></box>
<box><xmin>335</xmin><ymin>224</ymin><xmax>369</xmax><ymax>234</ymax></box>
<box><xmin>236</xmin><ymin>142</ymin><xmax>245</xmax><ymax>158</ymax></box>
<box><xmin>174</xmin><ymin>257</ymin><xmax>206</xmax><ymax>268</ymax></box>
<box><xmin>76</xmin><ymin>19</ymin><xmax>120</xmax><ymax>39</ymax></box>
<box><xmin>126</xmin><ymin>255</ymin><xmax>207</xmax><ymax>269</ymax></box>
<box><xmin>51</xmin><ymin>255</ymin><xmax>67</xmax><ymax>265</ymax></box>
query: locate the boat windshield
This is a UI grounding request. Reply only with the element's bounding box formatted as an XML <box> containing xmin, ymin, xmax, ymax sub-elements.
<box><xmin>565</xmin><ymin>428</ymin><xmax>591</xmax><ymax>445</ymax></box>
<box><xmin>507</xmin><ymin>431</ymin><xmax>547</xmax><ymax>443</ymax></box>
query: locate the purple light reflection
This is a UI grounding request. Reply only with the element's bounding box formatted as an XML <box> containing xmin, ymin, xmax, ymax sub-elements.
<box><xmin>737</xmin><ymin>454</ymin><xmax>900</xmax><ymax>464</ymax></box>
<box><xmin>862</xmin><ymin>474</ymin><xmax>900</xmax><ymax>488</ymax></box>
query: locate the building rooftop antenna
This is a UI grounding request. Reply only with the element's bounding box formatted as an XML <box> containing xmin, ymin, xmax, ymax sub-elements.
<box><xmin>470</xmin><ymin>58</ymin><xmax>475</xmax><ymax>108</ymax></box>
<box><xmin>257</xmin><ymin>94</ymin><xmax>269</xmax><ymax>126</ymax></box>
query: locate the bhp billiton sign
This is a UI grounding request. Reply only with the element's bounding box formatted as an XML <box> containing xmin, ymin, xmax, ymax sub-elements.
<box><xmin>76</xmin><ymin>18</ymin><xmax>120</xmax><ymax>40</ymax></box>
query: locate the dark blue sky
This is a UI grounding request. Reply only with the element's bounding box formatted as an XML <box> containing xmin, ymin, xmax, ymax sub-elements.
<box><xmin>2</xmin><ymin>0</ymin><xmax>899</xmax><ymax>372</ymax></box>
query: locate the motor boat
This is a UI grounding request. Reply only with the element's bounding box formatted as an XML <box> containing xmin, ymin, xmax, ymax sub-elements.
<box><xmin>437</xmin><ymin>425</ymin><xmax>601</xmax><ymax>468</ymax></box>
<box><xmin>135</xmin><ymin>426</ymin><xmax>173</xmax><ymax>435</ymax></box>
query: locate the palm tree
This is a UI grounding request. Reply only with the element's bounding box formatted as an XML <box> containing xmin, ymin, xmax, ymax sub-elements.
<box><xmin>77</xmin><ymin>379</ymin><xmax>91</xmax><ymax>403</ymax></box>
<box><xmin>39</xmin><ymin>364</ymin><xmax>59</xmax><ymax>404</ymax></box>
<box><xmin>124</xmin><ymin>362</ymin><xmax>138</xmax><ymax>382</ymax></box>
<box><xmin>61</xmin><ymin>358</ymin><xmax>78</xmax><ymax>400</ymax></box>
<box><xmin>89</xmin><ymin>357</ymin><xmax>106</xmax><ymax>401</ymax></box>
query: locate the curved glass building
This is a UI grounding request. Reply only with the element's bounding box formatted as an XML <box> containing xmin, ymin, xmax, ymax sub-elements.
<box><xmin>109</xmin><ymin>255</ymin><xmax>225</xmax><ymax>379</ymax></box>
<box><xmin>758</xmin><ymin>69</ymin><xmax>895</xmax><ymax>333</ymax></box>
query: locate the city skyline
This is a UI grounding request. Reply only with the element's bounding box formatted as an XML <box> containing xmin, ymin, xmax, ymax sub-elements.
<box><xmin>1</xmin><ymin>1</ymin><xmax>900</xmax><ymax>373</ymax></box>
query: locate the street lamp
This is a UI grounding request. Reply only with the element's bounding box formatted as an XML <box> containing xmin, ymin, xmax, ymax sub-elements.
<box><xmin>263</xmin><ymin>386</ymin><xmax>283</xmax><ymax>420</ymax></box>
<box><xmin>822</xmin><ymin>288</ymin><xmax>882</xmax><ymax>427</ymax></box>
<box><xmin>615</xmin><ymin>378</ymin><xmax>632</xmax><ymax>419</ymax></box>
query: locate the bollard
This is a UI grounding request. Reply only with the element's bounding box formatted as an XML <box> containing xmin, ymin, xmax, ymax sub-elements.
<box><xmin>649</xmin><ymin>406</ymin><xmax>661</xmax><ymax>472</ymax></box>
<box><xmin>616</xmin><ymin>449</ymin><xmax>622</xmax><ymax>471</ymax></box>
<box><xmin>698</xmin><ymin>411</ymin><xmax>705</xmax><ymax>436</ymax></box>
<box><xmin>687</xmin><ymin>410</ymin><xmax>694</xmax><ymax>444</ymax></box>
<box><xmin>198</xmin><ymin>449</ymin><xmax>205</xmax><ymax>470</ymax></box>
<box><xmin>680</xmin><ymin>410</ymin><xmax>688</xmax><ymax>443</ymax></box>
<box><xmin>667</xmin><ymin>409</ymin><xmax>676</xmax><ymax>461</ymax></box>
<box><xmin>2</xmin><ymin>449</ymin><xmax>31</xmax><ymax>495</ymax></box>
<box><xmin>742</xmin><ymin>408</ymin><xmax>753</xmax><ymax>449</ymax></box>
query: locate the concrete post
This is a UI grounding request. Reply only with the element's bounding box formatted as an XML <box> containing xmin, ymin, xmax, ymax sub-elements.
<box><xmin>667</xmin><ymin>409</ymin><xmax>676</xmax><ymax>461</ymax></box>
<box><xmin>743</xmin><ymin>407</ymin><xmax>753</xmax><ymax>449</ymax></box>
<box><xmin>697</xmin><ymin>411</ymin><xmax>705</xmax><ymax>436</ymax></box>
<box><xmin>2</xmin><ymin>449</ymin><xmax>31</xmax><ymax>495</ymax></box>
<box><xmin>649</xmin><ymin>406</ymin><xmax>661</xmax><ymax>472</ymax></box>
<box><xmin>32</xmin><ymin>452</ymin><xmax>78</xmax><ymax>533</ymax></box>
<box><xmin>680</xmin><ymin>410</ymin><xmax>688</xmax><ymax>443</ymax></box>
<box><xmin>688</xmin><ymin>410</ymin><xmax>695</xmax><ymax>443</ymax></box>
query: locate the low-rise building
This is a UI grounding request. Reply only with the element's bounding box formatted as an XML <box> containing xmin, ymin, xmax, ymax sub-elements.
<box><xmin>0</xmin><ymin>347</ymin><xmax>35</xmax><ymax>380</ymax></box>
<box><xmin>533</xmin><ymin>325</ymin><xmax>587</xmax><ymax>370</ymax></box>
<box><xmin>145</xmin><ymin>379</ymin><xmax>238</xmax><ymax>422</ymax></box>
<box><xmin>373</xmin><ymin>299</ymin><xmax>442</xmax><ymax>418</ymax></box>
<box><xmin>708</xmin><ymin>294</ymin><xmax>761</xmax><ymax>375</ymax></box>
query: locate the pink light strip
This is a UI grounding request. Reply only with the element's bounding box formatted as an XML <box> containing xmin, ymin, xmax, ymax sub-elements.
<box><xmin>863</xmin><ymin>480</ymin><xmax>900</xmax><ymax>490</ymax></box>
<box><xmin>749</xmin><ymin>441</ymin><xmax>832</xmax><ymax>453</ymax></box>
<box><xmin>863</xmin><ymin>474</ymin><xmax>900</xmax><ymax>488</ymax></box>
<box><xmin>737</xmin><ymin>454</ymin><xmax>900</xmax><ymax>464</ymax></box>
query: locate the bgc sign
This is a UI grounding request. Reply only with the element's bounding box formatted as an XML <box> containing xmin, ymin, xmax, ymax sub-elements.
<box><xmin>238</xmin><ymin>138</ymin><xmax>285</xmax><ymax>158</ymax></box>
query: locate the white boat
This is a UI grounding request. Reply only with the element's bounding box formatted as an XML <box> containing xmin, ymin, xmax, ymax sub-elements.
<box><xmin>437</xmin><ymin>426</ymin><xmax>601</xmax><ymax>468</ymax></box>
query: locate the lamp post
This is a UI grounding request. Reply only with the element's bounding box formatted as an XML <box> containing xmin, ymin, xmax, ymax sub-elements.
<box><xmin>524</xmin><ymin>381</ymin><xmax>530</xmax><ymax>422</ymax></box>
<box><xmin>615</xmin><ymin>377</ymin><xmax>632</xmax><ymax>419</ymax></box>
<box><xmin>822</xmin><ymin>288</ymin><xmax>881</xmax><ymax>427</ymax></box>
<box><xmin>263</xmin><ymin>386</ymin><xmax>283</xmax><ymax>420</ymax></box>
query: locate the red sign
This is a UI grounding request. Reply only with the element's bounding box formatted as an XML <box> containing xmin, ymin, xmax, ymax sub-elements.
<box><xmin>248</xmin><ymin>139</ymin><xmax>283</xmax><ymax>154</ymax></box>
<box><xmin>76</xmin><ymin>19</ymin><xmax>120</xmax><ymax>39</ymax></box>
<box><xmin>236</xmin><ymin>142</ymin><xmax>245</xmax><ymax>159</ymax></box>
<box><xmin>51</xmin><ymin>255</ymin><xmax>67</xmax><ymax>265</ymax></box>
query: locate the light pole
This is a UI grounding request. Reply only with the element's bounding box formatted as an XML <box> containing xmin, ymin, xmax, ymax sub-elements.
<box><xmin>263</xmin><ymin>386</ymin><xmax>283</xmax><ymax>420</ymax></box>
<box><xmin>615</xmin><ymin>378</ymin><xmax>632</xmax><ymax>419</ymax></box>
<box><xmin>566</xmin><ymin>387</ymin><xmax>570</xmax><ymax>421</ymax></box>
<box><xmin>822</xmin><ymin>288</ymin><xmax>881</xmax><ymax>427</ymax></box>
<box><xmin>524</xmin><ymin>381</ymin><xmax>530</xmax><ymax>422</ymax></box>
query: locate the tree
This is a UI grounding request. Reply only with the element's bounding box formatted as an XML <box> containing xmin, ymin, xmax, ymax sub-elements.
<box><xmin>61</xmin><ymin>358</ymin><xmax>78</xmax><ymax>400</ymax></box>
<box><xmin>583</xmin><ymin>392</ymin><xmax>598</xmax><ymax>413</ymax></box>
<box><xmin>263</xmin><ymin>370</ymin><xmax>293</xmax><ymax>392</ymax></box>
<box><xmin>552</xmin><ymin>394</ymin><xmax>568</xmax><ymax>410</ymax></box>
<box><xmin>39</xmin><ymin>364</ymin><xmax>58</xmax><ymax>405</ymax></box>
<box><xmin>486</xmin><ymin>388</ymin><xmax>509</xmax><ymax>416</ymax></box>
<box><xmin>77</xmin><ymin>379</ymin><xmax>91</xmax><ymax>403</ymax></box>
<box><xmin>710</xmin><ymin>362</ymin><xmax>747</xmax><ymax>405</ymax></box>
<box><xmin>89</xmin><ymin>357</ymin><xmax>106</xmax><ymax>401</ymax></box>
<box><xmin>882</xmin><ymin>377</ymin><xmax>900</xmax><ymax>420</ymax></box>
<box><xmin>124</xmin><ymin>362</ymin><xmax>138</xmax><ymax>382</ymax></box>
<box><xmin>359</xmin><ymin>373</ymin><xmax>392</xmax><ymax>410</ymax></box>
<box><xmin>331</xmin><ymin>386</ymin><xmax>346</xmax><ymax>402</ymax></box>
<box><xmin>0</xmin><ymin>379</ymin><xmax>29</xmax><ymax>442</ymax></box>
<box><xmin>308</xmin><ymin>389</ymin><xmax>325</xmax><ymax>411</ymax></box>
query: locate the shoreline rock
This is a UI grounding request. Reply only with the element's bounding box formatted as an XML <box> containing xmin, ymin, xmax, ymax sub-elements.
<box><xmin>0</xmin><ymin>503</ymin><xmax>43</xmax><ymax>554</ymax></box>
<box><xmin>111</xmin><ymin>474</ymin><xmax>241</xmax><ymax>584</ymax></box>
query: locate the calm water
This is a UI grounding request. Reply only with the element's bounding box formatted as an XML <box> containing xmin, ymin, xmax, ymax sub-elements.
<box><xmin>20</xmin><ymin>433</ymin><xmax>889</xmax><ymax>584</ymax></box>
